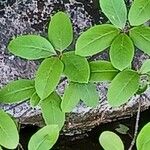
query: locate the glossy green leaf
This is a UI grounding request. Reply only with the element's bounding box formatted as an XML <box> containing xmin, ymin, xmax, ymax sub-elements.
<box><xmin>79</xmin><ymin>83</ymin><xmax>99</xmax><ymax>107</ymax></box>
<box><xmin>129</xmin><ymin>26</ymin><xmax>150</xmax><ymax>55</ymax></box>
<box><xmin>35</xmin><ymin>57</ymin><xmax>64</xmax><ymax>100</ymax></box>
<box><xmin>48</xmin><ymin>12</ymin><xmax>73</xmax><ymax>51</ymax></box>
<box><xmin>99</xmin><ymin>131</ymin><xmax>124</xmax><ymax>150</ymax></box>
<box><xmin>90</xmin><ymin>60</ymin><xmax>119</xmax><ymax>82</ymax></box>
<box><xmin>99</xmin><ymin>0</ymin><xmax>127</xmax><ymax>29</ymax></box>
<box><xmin>8</xmin><ymin>35</ymin><xmax>56</xmax><ymax>60</ymax></box>
<box><xmin>0</xmin><ymin>110</ymin><xmax>19</xmax><ymax>149</ymax></box>
<box><xmin>136</xmin><ymin>122</ymin><xmax>150</xmax><ymax>150</ymax></box>
<box><xmin>107</xmin><ymin>70</ymin><xmax>139</xmax><ymax>107</ymax></box>
<box><xmin>28</xmin><ymin>125</ymin><xmax>59</xmax><ymax>150</ymax></box>
<box><xmin>140</xmin><ymin>59</ymin><xmax>150</xmax><ymax>74</ymax></box>
<box><xmin>75</xmin><ymin>24</ymin><xmax>120</xmax><ymax>57</ymax></box>
<box><xmin>40</xmin><ymin>92</ymin><xmax>65</xmax><ymax>130</ymax></box>
<box><xmin>61</xmin><ymin>82</ymin><xmax>99</xmax><ymax>112</ymax></box>
<box><xmin>0</xmin><ymin>79</ymin><xmax>35</xmax><ymax>104</ymax></box>
<box><xmin>110</xmin><ymin>33</ymin><xmax>134</xmax><ymax>71</ymax></box>
<box><xmin>30</xmin><ymin>92</ymin><xmax>41</xmax><ymax>107</ymax></box>
<box><xmin>128</xmin><ymin>0</ymin><xmax>150</xmax><ymax>26</ymax></box>
<box><xmin>61</xmin><ymin>51</ymin><xmax>90</xmax><ymax>83</ymax></box>
<box><xmin>61</xmin><ymin>82</ymin><xmax>80</xmax><ymax>112</ymax></box>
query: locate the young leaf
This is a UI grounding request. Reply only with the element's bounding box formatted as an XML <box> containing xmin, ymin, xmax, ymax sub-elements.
<box><xmin>107</xmin><ymin>70</ymin><xmax>139</xmax><ymax>107</ymax></box>
<box><xmin>99</xmin><ymin>131</ymin><xmax>124</xmax><ymax>150</ymax></box>
<box><xmin>128</xmin><ymin>0</ymin><xmax>150</xmax><ymax>26</ymax></box>
<box><xmin>48</xmin><ymin>12</ymin><xmax>73</xmax><ymax>51</ymax></box>
<box><xmin>129</xmin><ymin>26</ymin><xmax>150</xmax><ymax>55</ymax></box>
<box><xmin>0</xmin><ymin>79</ymin><xmax>35</xmax><ymax>104</ymax></box>
<box><xmin>136</xmin><ymin>122</ymin><xmax>150</xmax><ymax>150</ymax></box>
<box><xmin>99</xmin><ymin>0</ymin><xmax>127</xmax><ymax>29</ymax></box>
<box><xmin>140</xmin><ymin>59</ymin><xmax>150</xmax><ymax>74</ymax></box>
<box><xmin>110</xmin><ymin>33</ymin><xmax>134</xmax><ymax>71</ymax></box>
<box><xmin>0</xmin><ymin>110</ymin><xmax>19</xmax><ymax>149</ymax></box>
<box><xmin>79</xmin><ymin>83</ymin><xmax>99</xmax><ymax>107</ymax></box>
<box><xmin>30</xmin><ymin>92</ymin><xmax>41</xmax><ymax>107</ymax></box>
<box><xmin>28</xmin><ymin>125</ymin><xmax>59</xmax><ymax>150</ymax></box>
<box><xmin>115</xmin><ymin>124</ymin><xmax>129</xmax><ymax>135</ymax></box>
<box><xmin>75</xmin><ymin>24</ymin><xmax>120</xmax><ymax>57</ymax></box>
<box><xmin>90</xmin><ymin>60</ymin><xmax>119</xmax><ymax>82</ymax></box>
<box><xmin>61</xmin><ymin>51</ymin><xmax>90</xmax><ymax>83</ymax></box>
<box><xmin>61</xmin><ymin>82</ymin><xmax>80</xmax><ymax>112</ymax></box>
<box><xmin>40</xmin><ymin>92</ymin><xmax>65</xmax><ymax>130</ymax></box>
<box><xmin>35</xmin><ymin>57</ymin><xmax>64</xmax><ymax>100</ymax></box>
<box><xmin>8</xmin><ymin>35</ymin><xmax>56</xmax><ymax>60</ymax></box>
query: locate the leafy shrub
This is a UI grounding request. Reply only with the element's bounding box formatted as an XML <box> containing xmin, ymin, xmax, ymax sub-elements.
<box><xmin>0</xmin><ymin>0</ymin><xmax>150</xmax><ymax>149</ymax></box>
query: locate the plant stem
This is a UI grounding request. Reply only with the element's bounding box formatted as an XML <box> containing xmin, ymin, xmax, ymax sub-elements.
<box><xmin>128</xmin><ymin>99</ymin><xmax>141</xmax><ymax>150</ymax></box>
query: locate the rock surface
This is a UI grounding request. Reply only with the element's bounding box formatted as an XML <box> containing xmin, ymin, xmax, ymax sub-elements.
<box><xmin>0</xmin><ymin>0</ymin><xmax>150</xmax><ymax>136</ymax></box>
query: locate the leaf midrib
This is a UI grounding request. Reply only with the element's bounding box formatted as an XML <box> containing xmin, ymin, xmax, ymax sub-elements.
<box><xmin>2</xmin><ymin>86</ymin><xmax>34</xmax><ymax>98</ymax></box>
<box><xmin>79</xmin><ymin>30</ymin><xmax>116</xmax><ymax>50</ymax></box>
<box><xmin>113</xmin><ymin>73</ymin><xmax>136</xmax><ymax>101</ymax></box>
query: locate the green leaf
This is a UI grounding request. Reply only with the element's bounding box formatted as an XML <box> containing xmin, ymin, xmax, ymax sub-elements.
<box><xmin>99</xmin><ymin>0</ymin><xmax>127</xmax><ymax>29</ymax></box>
<box><xmin>115</xmin><ymin>124</ymin><xmax>129</xmax><ymax>135</ymax></box>
<box><xmin>99</xmin><ymin>131</ymin><xmax>124</xmax><ymax>150</ymax></box>
<box><xmin>90</xmin><ymin>60</ymin><xmax>119</xmax><ymax>82</ymax></box>
<box><xmin>79</xmin><ymin>83</ymin><xmax>99</xmax><ymax>107</ymax></box>
<box><xmin>110</xmin><ymin>33</ymin><xmax>134</xmax><ymax>71</ymax></box>
<box><xmin>40</xmin><ymin>92</ymin><xmax>65</xmax><ymax>130</ymax></box>
<box><xmin>129</xmin><ymin>26</ymin><xmax>150</xmax><ymax>55</ymax></box>
<box><xmin>75</xmin><ymin>24</ymin><xmax>120</xmax><ymax>57</ymax></box>
<box><xmin>48</xmin><ymin>12</ymin><xmax>73</xmax><ymax>51</ymax></box>
<box><xmin>128</xmin><ymin>0</ymin><xmax>150</xmax><ymax>26</ymax></box>
<box><xmin>0</xmin><ymin>110</ymin><xmax>19</xmax><ymax>149</ymax></box>
<box><xmin>61</xmin><ymin>82</ymin><xmax>80</xmax><ymax>112</ymax></box>
<box><xmin>0</xmin><ymin>79</ymin><xmax>35</xmax><ymax>104</ymax></box>
<box><xmin>0</xmin><ymin>146</ymin><xmax>2</xmax><ymax>150</ymax></box>
<box><xmin>8</xmin><ymin>35</ymin><xmax>56</xmax><ymax>60</ymax></box>
<box><xmin>30</xmin><ymin>92</ymin><xmax>41</xmax><ymax>107</ymax></box>
<box><xmin>107</xmin><ymin>70</ymin><xmax>139</xmax><ymax>107</ymax></box>
<box><xmin>28</xmin><ymin>125</ymin><xmax>59</xmax><ymax>150</ymax></box>
<box><xmin>61</xmin><ymin>82</ymin><xmax>99</xmax><ymax>112</ymax></box>
<box><xmin>136</xmin><ymin>122</ymin><xmax>150</xmax><ymax>150</ymax></box>
<box><xmin>35</xmin><ymin>57</ymin><xmax>64</xmax><ymax>100</ymax></box>
<box><xmin>140</xmin><ymin>59</ymin><xmax>150</xmax><ymax>74</ymax></box>
<box><xmin>61</xmin><ymin>51</ymin><xmax>90</xmax><ymax>83</ymax></box>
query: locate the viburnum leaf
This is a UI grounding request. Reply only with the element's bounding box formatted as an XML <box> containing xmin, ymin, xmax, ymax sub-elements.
<box><xmin>136</xmin><ymin>122</ymin><xmax>150</xmax><ymax>150</ymax></box>
<box><xmin>8</xmin><ymin>35</ymin><xmax>56</xmax><ymax>60</ymax></box>
<box><xmin>129</xmin><ymin>26</ymin><xmax>150</xmax><ymax>55</ymax></box>
<box><xmin>35</xmin><ymin>57</ymin><xmax>64</xmax><ymax>100</ymax></box>
<box><xmin>0</xmin><ymin>79</ymin><xmax>35</xmax><ymax>104</ymax></box>
<box><xmin>28</xmin><ymin>125</ymin><xmax>59</xmax><ymax>150</ymax></box>
<box><xmin>40</xmin><ymin>92</ymin><xmax>65</xmax><ymax>130</ymax></box>
<box><xmin>90</xmin><ymin>60</ymin><xmax>119</xmax><ymax>82</ymax></box>
<box><xmin>140</xmin><ymin>59</ymin><xmax>150</xmax><ymax>74</ymax></box>
<box><xmin>75</xmin><ymin>24</ymin><xmax>120</xmax><ymax>57</ymax></box>
<box><xmin>99</xmin><ymin>131</ymin><xmax>124</xmax><ymax>150</ymax></box>
<box><xmin>110</xmin><ymin>33</ymin><xmax>134</xmax><ymax>71</ymax></box>
<box><xmin>48</xmin><ymin>12</ymin><xmax>73</xmax><ymax>51</ymax></box>
<box><xmin>99</xmin><ymin>0</ymin><xmax>127</xmax><ymax>29</ymax></box>
<box><xmin>30</xmin><ymin>92</ymin><xmax>41</xmax><ymax>107</ymax></box>
<box><xmin>0</xmin><ymin>110</ymin><xmax>19</xmax><ymax>149</ymax></box>
<box><xmin>107</xmin><ymin>70</ymin><xmax>140</xmax><ymax>107</ymax></box>
<box><xmin>128</xmin><ymin>0</ymin><xmax>150</xmax><ymax>26</ymax></box>
<box><xmin>61</xmin><ymin>51</ymin><xmax>90</xmax><ymax>83</ymax></box>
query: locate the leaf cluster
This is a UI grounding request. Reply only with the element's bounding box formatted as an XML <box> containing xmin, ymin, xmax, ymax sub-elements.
<box><xmin>0</xmin><ymin>0</ymin><xmax>150</xmax><ymax>149</ymax></box>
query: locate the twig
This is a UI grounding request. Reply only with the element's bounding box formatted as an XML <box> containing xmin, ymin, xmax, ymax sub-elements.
<box><xmin>128</xmin><ymin>100</ymin><xmax>141</xmax><ymax>150</ymax></box>
<box><xmin>18</xmin><ymin>143</ymin><xmax>24</xmax><ymax>150</ymax></box>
